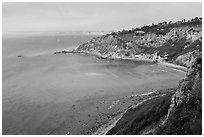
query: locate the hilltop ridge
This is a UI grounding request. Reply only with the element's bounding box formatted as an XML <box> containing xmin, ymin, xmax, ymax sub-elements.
<box><xmin>75</xmin><ymin>17</ymin><xmax>202</xmax><ymax>68</ymax></box>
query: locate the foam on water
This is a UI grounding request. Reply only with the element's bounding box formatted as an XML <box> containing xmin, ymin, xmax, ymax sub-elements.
<box><xmin>84</xmin><ymin>72</ymin><xmax>104</xmax><ymax>76</ymax></box>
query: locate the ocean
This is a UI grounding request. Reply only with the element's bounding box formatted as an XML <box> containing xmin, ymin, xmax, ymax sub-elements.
<box><xmin>2</xmin><ymin>32</ymin><xmax>185</xmax><ymax>135</ymax></box>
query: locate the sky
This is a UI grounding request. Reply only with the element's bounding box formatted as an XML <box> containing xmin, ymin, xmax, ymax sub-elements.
<box><xmin>2</xmin><ymin>2</ymin><xmax>202</xmax><ymax>32</ymax></box>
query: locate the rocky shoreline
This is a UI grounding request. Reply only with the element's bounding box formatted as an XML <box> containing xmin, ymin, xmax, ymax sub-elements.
<box><xmin>91</xmin><ymin>89</ymin><xmax>173</xmax><ymax>135</ymax></box>
<box><xmin>54</xmin><ymin>50</ymin><xmax>187</xmax><ymax>72</ymax></box>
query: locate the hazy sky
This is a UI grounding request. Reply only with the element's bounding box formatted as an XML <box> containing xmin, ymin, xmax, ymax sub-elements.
<box><xmin>2</xmin><ymin>2</ymin><xmax>202</xmax><ymax>32</ymax></box>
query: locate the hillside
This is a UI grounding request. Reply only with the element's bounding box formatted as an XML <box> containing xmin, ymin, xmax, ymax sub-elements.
<box><xmin>107</xmin><ymin>56</ymin><xmax>202</xmax><ymax>135</ymax></box>
<box><xmin>76</xmin><ymin>17</ymin><xmax>202</xmax><ymax>67</ymax></box>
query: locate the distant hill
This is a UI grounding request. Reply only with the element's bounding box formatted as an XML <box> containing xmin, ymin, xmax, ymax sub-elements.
<box><xmin>76</xmin><ymin>17</ymin><xmax>202</xmax><ymax>67</ymax></box>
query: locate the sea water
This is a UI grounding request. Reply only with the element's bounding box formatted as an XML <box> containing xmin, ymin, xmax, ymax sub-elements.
<box><xmin>2</xmin><ymin>32</ymin><xmax>185</xmax><ymax>134</ymax></box>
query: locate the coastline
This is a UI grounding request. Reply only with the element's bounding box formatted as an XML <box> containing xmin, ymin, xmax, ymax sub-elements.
<box><xmin>91</xmin><ymin>89</ymin><xmax>174</xmax><ymax>135</ymax></box>
<box><xmin>4</xmin><ymin>48</ymin><xmax>186</xmax><ymax>135</ymax></box>
<box><xmin>54</xmin><ymin>50</ymin><xmax>187</xmax><ymax>72</ymax></box>
<box><xmin>53</xmin><ymin>49</ymin><xmax>187</xmax><ymax>135</ymax></box>
<box><xmin>158</xmin><ymin>62</ymin><xmax>187</xmax><ymax>72</ymax></box>
<box><xmin>54</xmin><ymin>50</ymin><xmax>153</xmax><ymax>63</ymax></box>
<box><xmin>92</xmin><ymin>112</ymin><xmax>125</xmax><ymax>135</ymax></box>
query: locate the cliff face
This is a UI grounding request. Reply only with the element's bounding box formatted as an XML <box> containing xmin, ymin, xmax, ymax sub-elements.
<box><xmin>106</xmin><ymin>57</ymin><xmax>202</xmax><ymax>135</ymax></box>
<box><xmin>157</xmin><ymin>56</ymin><xmax>202</xmax><ymax>134</ymax></box>
<box><xmin>76</xmin><ymin>17</ymin><xmax>202</xmax><ymax>67</ymax></box>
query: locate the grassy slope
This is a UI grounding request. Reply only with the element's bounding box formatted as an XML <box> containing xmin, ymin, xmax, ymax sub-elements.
<box><xmin>106</xmin><ymin>90</ymin><xmax>175</xmax><ymax>135</ymax></box>
<box><xmin>107</xmin><ymin>83</ymin><xmax>202</xmax><ymax>135</ymax></box>
<box><xmin>157</xmin><ymin>93</ymin><xmax>202</xmax><ymax>135</ymax></box>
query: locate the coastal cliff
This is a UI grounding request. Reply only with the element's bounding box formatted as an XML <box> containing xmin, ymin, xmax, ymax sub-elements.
<box><xmin>106</xmin><ymin>56</ymin><xmax>202</xmax><ymax>135</ymax></box>
<box><xmin>75</xmin><ymin>17</ymin><xmax>202</xmax><ymax>68</ymax></box>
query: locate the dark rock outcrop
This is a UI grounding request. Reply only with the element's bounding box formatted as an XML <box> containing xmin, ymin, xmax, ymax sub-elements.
<box><xmin>157</xmin><ymin>56</ymin><xmax>202</xmax><ymax>135</ymax></box>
